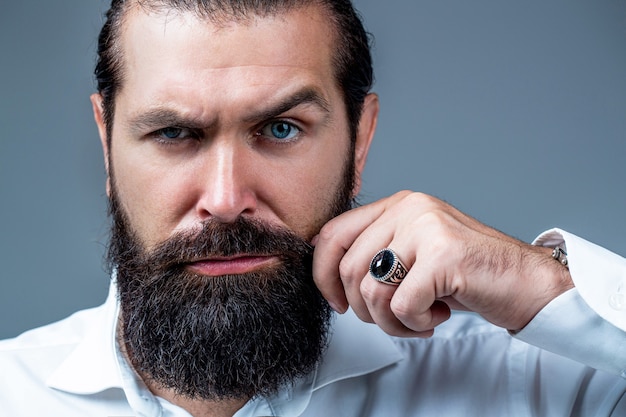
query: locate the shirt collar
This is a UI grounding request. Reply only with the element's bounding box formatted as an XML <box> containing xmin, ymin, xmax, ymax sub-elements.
<box><xmin>45</xmin><ymin>280</ymin><xmax>403</xmax><ymax>416</ymax></box>
<box><xmin>316</xmin><ymin>311</ymin><xmax>403</xmax><ymax>388</ymax></box>
<box><xmin>46</xmin><ymin>279</ymin><xmax>164</xmax><ymax>416</ymax></box>
<box><xmin>46</xmin><ymin>280</ymin><xmax>123</xmax><ymax>394</ymax></box>
<box><xmin>262</xmin><ymin>310</ymin><xmax>404</xmax><ymax>416</ymax></box>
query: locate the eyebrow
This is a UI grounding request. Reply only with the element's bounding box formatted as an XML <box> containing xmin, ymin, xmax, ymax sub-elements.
<box><xmin>241</xmin><ymin>87</ymin><xmax>331</xmax><ymax>124</ymax></box>
<box><xmin>126</xmin><ymin>108</ymin><xmax>208</xmax><ymax>135</ymax></box>
<box><xmin>125</xmin><ymin>87</ymin><xmax>332</xmax><ymax>134</ymax></box>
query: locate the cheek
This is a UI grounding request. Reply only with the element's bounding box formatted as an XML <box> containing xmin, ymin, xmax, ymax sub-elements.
<box><xmin>269</xmin><ymin>149</ymin><xmax>350</xmax><ymax>240</ymax></box>
<box><xmin>110</xmin><ymin>147</ymin><xmax>196</xmax><ymax>249</ymax></box>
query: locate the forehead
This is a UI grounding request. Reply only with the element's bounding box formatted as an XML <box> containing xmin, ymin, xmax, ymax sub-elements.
<box><xmin>115</xmin><ymin>4</ymin><xmax>339</xmax><ymax>113</ymax></box>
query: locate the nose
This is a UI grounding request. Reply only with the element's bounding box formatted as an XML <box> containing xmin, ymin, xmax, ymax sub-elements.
<box><xmin>194</xmin><ymin>141</ymin><xmax>258</xmax><ymax>223</ymax></box>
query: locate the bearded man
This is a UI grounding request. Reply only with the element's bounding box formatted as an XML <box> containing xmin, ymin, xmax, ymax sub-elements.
<box><xmin>2</xmin><ymin>1</ymin><xmax>625</xmax><ymax>416</ymax></box>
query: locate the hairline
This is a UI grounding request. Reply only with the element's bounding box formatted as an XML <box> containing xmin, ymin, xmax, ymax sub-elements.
<box><xmin>103</xmin><ymin>0</ymin><xmax>352</xmax><ymax>147</ymax></box>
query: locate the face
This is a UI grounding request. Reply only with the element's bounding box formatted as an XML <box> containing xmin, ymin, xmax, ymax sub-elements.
<box><xmin>92</xmin><ymin>4</ymin><xmax>378</xmax><ymax>255</ymax></box>
<box><xmin>91</xmin><ymin>3</ymin><xmax>378</xmax><ymax>401</ymax></box>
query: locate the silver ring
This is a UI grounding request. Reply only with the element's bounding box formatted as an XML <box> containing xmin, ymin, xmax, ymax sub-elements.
<box><xmin>369</xmin><ymin>248</ymin><xmax>408</xmax><ymax>285</ymax></box>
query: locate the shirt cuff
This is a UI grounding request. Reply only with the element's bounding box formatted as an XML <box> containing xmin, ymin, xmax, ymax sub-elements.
<box><xmin>533</xmin><ymin>228</ymin><xmax>626</xmax><ymax>331</ymax></box>
<box><xmin>514</xmin><ymin>288</ymin><xmax>626</xmax><ymax>377</ymax></box>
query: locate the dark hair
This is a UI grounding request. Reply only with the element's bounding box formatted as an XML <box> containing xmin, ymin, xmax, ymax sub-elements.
<box><xmin>94</xmin><ymin>0</ymin><xmax>373</xmax><ymax>145</ymax></box>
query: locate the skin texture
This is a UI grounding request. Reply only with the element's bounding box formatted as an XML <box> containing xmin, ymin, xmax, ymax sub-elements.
<box><xmin>313</xmin><ymin>191</ymin><xmax>573</xmax><ymax>336</ymax></box>
<box><xmin>92</xmin><ymin>5</ymin><xmax>377</xmax><ymax>254</ymax></box>
<box><xmin>91</xmin><ymin>3</ymin><xmax>573</xmax><ymax>416</ymax></box>
<box><xmin>91</xmin><ymin>4</ymin><xmax>377</xmax><ymax>417</ymax></box>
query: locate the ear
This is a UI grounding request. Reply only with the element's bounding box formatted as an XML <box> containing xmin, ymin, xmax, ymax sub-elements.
<box><xmin>90</xmin><ymin>93</ymin><xmax>112</xmax><ymax>198</ymax></box>
<box><xmin>351</xmin><ymin>93</ymin><xmax>379</xmax><ymax>197</ymax></box>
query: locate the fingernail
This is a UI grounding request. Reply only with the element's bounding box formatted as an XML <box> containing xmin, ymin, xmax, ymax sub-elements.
<box><xmin>329</xmin><ymin>301</ymin><xmax>347</xmax><ymax>314</ymax></box>
<box><xmin>311</xmin><ymin>234</ymin><xmax>319</xmax><ymax>246</ymax></box>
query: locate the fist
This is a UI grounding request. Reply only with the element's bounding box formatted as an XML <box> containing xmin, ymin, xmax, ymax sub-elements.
<box><xmin>312</xmin><ymin>191</ymin><xmax>573</xmax><ymax>336</ymax></box>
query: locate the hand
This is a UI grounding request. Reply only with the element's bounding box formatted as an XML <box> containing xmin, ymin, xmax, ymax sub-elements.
<box><xmin>312</xmin><ymin>191</ymin><xmax>573</xmax><ymax>337</ymax></box>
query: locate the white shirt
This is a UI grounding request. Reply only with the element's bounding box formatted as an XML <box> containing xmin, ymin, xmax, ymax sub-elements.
<box><xmin>1</xmin><ymin>229</ymin><xmax>625</xmax><ymax>416</ymax></box>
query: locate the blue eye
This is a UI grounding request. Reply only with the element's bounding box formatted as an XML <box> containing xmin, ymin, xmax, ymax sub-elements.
<box><xmin>261</xmin><ymin>121</ymin><xmax>300</xmax><ymax>141</ymax></box>
<box><xmin>152</xmin><ymin>126</ymin><xmax>197</xmax><ymax>145</ymax></box>
<box><xmin>160</xmin><ymin>127</ymin><xmax>183</xmax><ymax>139</ymax></box>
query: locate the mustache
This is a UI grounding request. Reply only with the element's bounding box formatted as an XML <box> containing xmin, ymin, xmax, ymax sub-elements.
<box><xmin>143</xmin><ymin>217</ymin><xmax>315</xmax><ymax>270</ymax></box>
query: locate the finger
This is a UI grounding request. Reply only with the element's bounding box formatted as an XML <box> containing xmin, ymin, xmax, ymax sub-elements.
<box><xmin>391</xmin><ymin>271</ymin><xmax>452</xmax><ymax>332</ymax></box>
<box><xmin>393</xmin><ymin>299</ymin><xmax>451</xmax><ymax>333</ymax></box>
<box><xmin>360</xmin><ymin>275</ymin><xmax>434</xmax><ymax>337</ymax></box>
<box><xmin>313</xmin><ymin>199</ymin><xmax>395</xmax><ymax>312</ymax></box>
<box><xmin>329</xmin><ymin>200</ymin><xmax>422</xmax><ymax>317</ymax></box>
<box><xmin>358</xmin><ymin>241</ymin><xmax>440</xmax><ymax>336</ymax></box>
<box><xmin>369</xmin><ymin>232</ymin><xmax>452</xmax><ymax>332</ymax></box>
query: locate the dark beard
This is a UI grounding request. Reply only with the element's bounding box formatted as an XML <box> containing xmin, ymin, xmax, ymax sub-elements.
<box><xmin>107</xmin><ymin>164</ymin><xmax>354</xmax><ymax>401</ymax></box>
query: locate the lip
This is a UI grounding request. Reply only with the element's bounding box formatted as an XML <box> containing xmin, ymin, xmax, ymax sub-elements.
<box><xmin>185</xmin><ymin>255</ymin><xmax>280</xmax><ymax>276</ymax></box>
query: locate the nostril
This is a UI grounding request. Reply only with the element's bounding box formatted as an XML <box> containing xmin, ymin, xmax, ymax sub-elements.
<box><xmin>195</xmin><ymin>189</ymin><xmax>258</xmax><ymax>224</ymax></box>
<box><xmin>194</xmin><ymin>143</ymin><xmax>258</xmax><ymax>223</ymax></box>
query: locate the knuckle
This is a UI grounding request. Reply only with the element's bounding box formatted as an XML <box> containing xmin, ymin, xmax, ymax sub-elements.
<box><xmin>317</xmin><ymin>219</ymin><xmax>341</xmax><ymax>243</ymax></box>
<box><xmin>359</xmin><ymin>278</ymin><xmax>378</xmax><ymax>301</ymax></box>
<box><xmin>402</xmin><ymin>191</ymin><xmax>437</xmax><ymax>210</ymax></box>
<box><xmin>338</xmin><ymin>255</ymin><xmax>359</xmax><ymax>282</ymax></box>
<box><xmin>428</xmin><ymin>232</ymin><xmax>452</xmax><ymax>258</ymax></box>
<box><xmin>419</xmin><ymin>209</ymin><xmax>450</xmax><ymax>229</ymax></box>
<box><xmin>416</xmin><ymin>212</ymin><xmax>462</xmax><ymax>252</ymax></box>
<box><xmin>389</xmin><ymin>295</ymin><xmax>414</xmax><ymax>322</ymax></box>
<box><xmin>391</xmin><ymin>189</ymin><xmax>414</xmax><ymax>201</ymax></box>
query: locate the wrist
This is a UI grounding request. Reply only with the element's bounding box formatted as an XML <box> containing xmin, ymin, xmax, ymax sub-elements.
<box><xmin>514</xmin><ymin>245</ymin><xmax>574</xmax><ymax>331</ymax></box>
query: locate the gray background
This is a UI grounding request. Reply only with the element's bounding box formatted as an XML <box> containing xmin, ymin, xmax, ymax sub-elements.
<box><xmin>1</xmin><ymin>0</ymin><xmax>625</xmax><ymax>339</ymax></box>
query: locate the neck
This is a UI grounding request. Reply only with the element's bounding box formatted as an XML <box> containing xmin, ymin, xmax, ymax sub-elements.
<box><xmin>149</xmin><ymin>384</ymin><xmax>248</xmax><ymax>417</ymax></box>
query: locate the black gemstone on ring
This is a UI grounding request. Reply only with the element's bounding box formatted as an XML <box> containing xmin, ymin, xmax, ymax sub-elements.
<box><xmin>370</xmin><ymin>249</ymin><xmax>395</xmax><ymax>279</ymax></box>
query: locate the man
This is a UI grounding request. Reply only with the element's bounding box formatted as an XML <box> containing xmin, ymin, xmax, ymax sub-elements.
<box><xmin>1</xmin><ymin>0</ymin><xmax>625</xmax><ymax>416</ymax></box>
